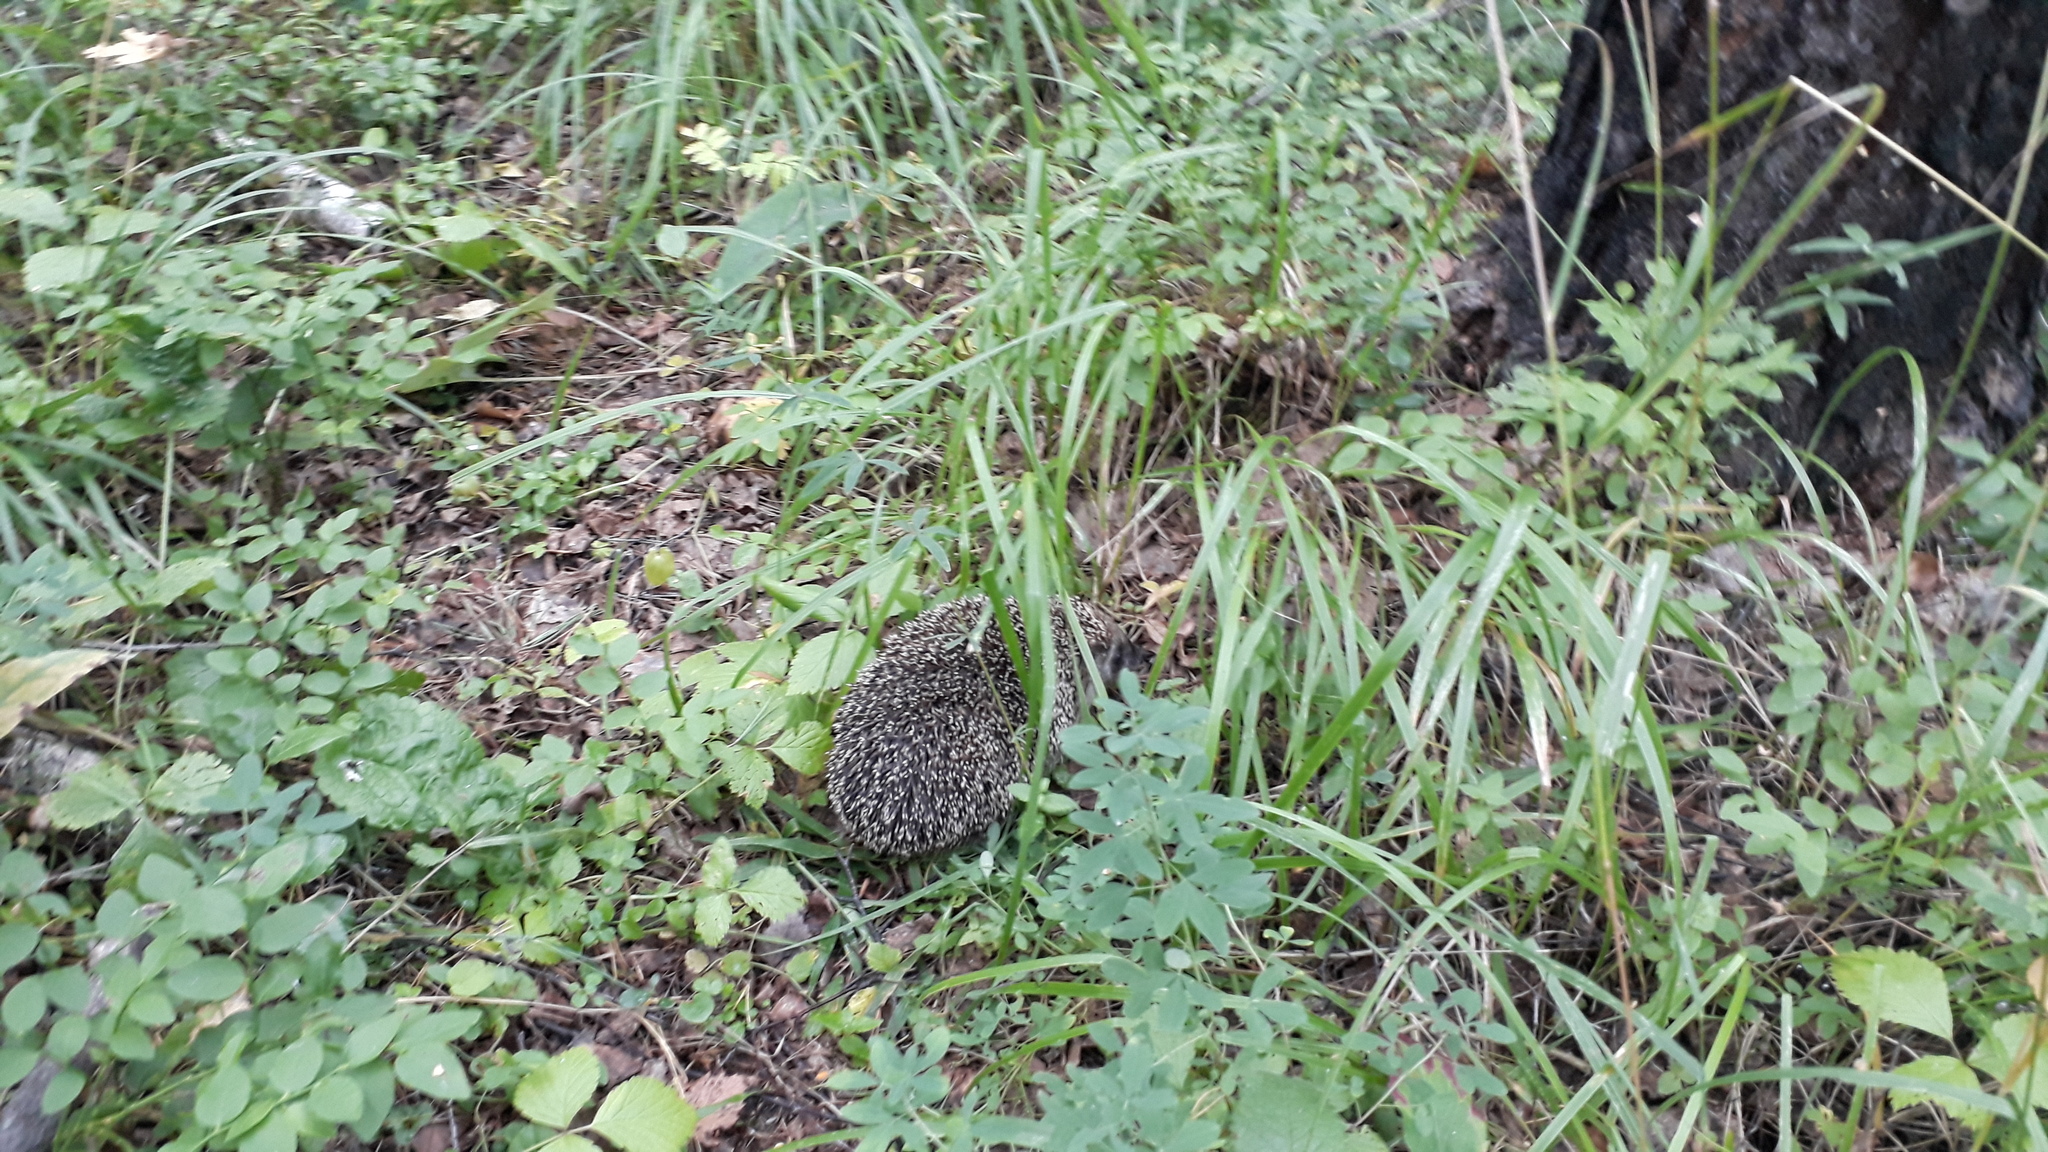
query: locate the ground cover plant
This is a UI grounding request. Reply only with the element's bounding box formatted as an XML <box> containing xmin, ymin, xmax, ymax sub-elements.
<box><xmin>0</xmin><ymin>0</ymin><xmax>2045</xmax><ymax>1149</ymax></box>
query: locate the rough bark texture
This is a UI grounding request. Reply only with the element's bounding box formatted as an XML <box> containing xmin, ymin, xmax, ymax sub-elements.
<box><xmin>1451</xmin><ymin>0</ymin><xmax>2048</xmax><ymax>505</ymax></box>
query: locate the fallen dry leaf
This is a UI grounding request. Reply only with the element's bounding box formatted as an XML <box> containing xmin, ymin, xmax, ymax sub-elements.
<box><xmin>82</xmin><ymin>28</ymin><xmax>190</xmax><ymax>67</ymax></box>
<box><xmin>682</xmin><ymin>1072</ymin><xmax>755</xmax><ymax>1141</ymax></box>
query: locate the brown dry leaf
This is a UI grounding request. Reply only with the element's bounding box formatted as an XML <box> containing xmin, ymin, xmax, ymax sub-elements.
<box><xmin>1907</xmin><ymin>551</ymin><xmax>1946</xmax><ymax>595</ymax></box>
<box><xmin>546</xmin><ymin>523</ymin><xmax>594</xmax><ymax>555</ymax></box>
<box><xmin>591</xmin><ymin>1042</ymin><xmax>643</xmax><ymax>1083</ymax></box>
<box><xmin>2029</xmin><ymin>955</ymin><xmax>2048</xmax><ymax>1012</ymax></box>
<box><xmin>682</xmin><ymin>1072</ymin><xmax>755</xmax><ymax>1141</ymax></box>
<box><xmin>0</xmin><ymin>650</ymin><xmax>112</xmax><ymax>740</ymax></box>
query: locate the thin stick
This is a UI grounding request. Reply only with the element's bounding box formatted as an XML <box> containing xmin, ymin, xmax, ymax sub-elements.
<box><xmin>1789</xmin><ymin>75</ymin><xmax>2048</xmax><ymax>265</ymax></box>
<box><xmin>1485</xmin><ymin>0</ymin><xmax>1558</xmax><ymax>363</ymax></box>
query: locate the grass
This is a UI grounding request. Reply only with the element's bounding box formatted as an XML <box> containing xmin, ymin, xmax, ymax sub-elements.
<box><xmin>0</xmin><ymin>0</ymin><xmax>2046</xmax><ymax>1150</ymax></box>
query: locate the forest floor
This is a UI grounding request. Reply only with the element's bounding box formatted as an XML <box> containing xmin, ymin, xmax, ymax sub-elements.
<box><xmin>1</xmin><ymin>2</ymin><xmax>2046</xmax><ymax>1152</ymax></box>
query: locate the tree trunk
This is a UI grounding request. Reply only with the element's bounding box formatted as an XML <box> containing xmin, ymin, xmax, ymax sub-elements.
<box><xmin>1451</xmin><ymin>0</ymin><xmax>2048</xmax><ymax>506</ymax></box>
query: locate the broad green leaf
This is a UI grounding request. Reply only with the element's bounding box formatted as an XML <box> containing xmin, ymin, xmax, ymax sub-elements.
<box><xmin>0</xmin><ymin>1046</ymin><xmax>38</xmax><ymax>1093</ymax></box>
<box><xmin>590</xmin><ymin>1077</ymin><xmax>697</xmax><ymax>1152</ymax></box>
<box><xmin>1234</xmin><ymin>1071</ymin><xmax>1388</xmax><ymax>1152</ymax></box>
<box><xmin>194</xmin><ymin>1061</ymin><xmax>252</xmax><ymax>1129</ymax></box>
<box><xmin>0</xmin><ymin>851</ymin><xmax>45</xmax><ymax>897</ymax></box>
<box><xmin>138</xmin><ymin>854</ymin><xmax>197</xmax><ymax>901</ymax></box>
<box><xmin>0</xmin><ymin>924</ymin><xmax>38</xmax><ymax>972</ymax></box>
<box><xmin>308</xmin><ymin>1074</ymin><xmax>365</xmax><ymax>1124</ymax></box>
<box><xmin>394</xmin><ymin>1043</ymin><xmax>472</xmax><ymax>1100</ymax></box>
<box><xmin>342</xmin><ymin>1012</ymin><xmax>404</xmax><ymax>1065</ymax></box>
<box><xmin>395</xmin><ymin>1007</ymin><xmax>482</xmax><ymax>1052</ymax></box>
<box><xmin>250</xmin><ymin>898</ymin><xmax>342</xmax><ymax>954</ymax></box>
<box><xmin>166</xmin><ymin>956</ymin><xmax>244</xmax><ymax>1003</ymax></box>
<box><xmin>172</xmin><ymin>885</ymin><xmax>246</xmax><ymax>940</ymax></box>
<box><xmin>239</xmin><ymin>1110</ymin><xmax>297</xmax><ymax>1152</ymax></box>
<box><xmin>446</xmin><ymin>958</ymin><xmax>504</xmax><ymax>998</ymax></box>
<box><xmin>21</xmin><ymin>245</ymin><xmax>104</xmax><ymax>292</ymax></box>
<box><xmin>2</xmin><ymin>977</ymin><xmax>44</xmax><ymax>1033</ymax></box>
<box><xmin>735</xmin><ymin>866</ymin><xmax>804</xmax><ymax>924</ymax></box>
<box><xmin>786</xmin><ymin>632</ymin><xmax>866</xmax><ymax>695</ymax></box>
<box><xmin>0</xmin><ymin>649</ymin><xmax>109</xmax><ymax>739</ymax></box>
<box><xmin>43</xmin><ymin>761</ymin><xmax>140</xmax><ymax>830</ymax></box>
<box><xmin>146</xmin><ymin>751</ymin><xmax>231</xmax><ymax>814</ymax></box>
<box><xmin>1400</xmin><ymin>1070</ymin><xmax>1484</xmax><ymax>1152</ymax></box>
<box><xmin>242</xmin><ymin>839</ymin><xmax>309</xmax><ymax>900</ymax></box>
<box><xmin>43</xmin><ymin>1012</ymin><xmax>87</xmax><ymax>1061</ymax></box>
<box><xmin>0</xmin><ymin>188</ymin><xmax>68</xmax><ymax>230</ymax></box>
<box><xmin>1970</xmin><ymin>1014</ymin><xmax>2048</xmax><ymax>1108</ymax></box>
<box><xmin>433</xmin><ymin>210</ymin><xmax>496</xmax><ymax>243</ymax></box>
<box><xmin>514</xmin><ymin>1046</ymin><xmax>602</xmax><ymax>1129</ymax></box>
<box><xmin>1832</xmin><ymin>948</ymin><xmax>1951</xmax><ymax>1038</ymax></box>
<box><xmin>1891</xmin><ymin>1055</ymin><xmax>1990</xmax><ymax>1131</ymax></box>
<box><xmin>707</xmin><ymin>181</ymin><xmax>864</xmax><ymax>302</ymax></box>
<box><xmin>537</xmin><ymin>1136</ymin><xmax>604</xmax><ymax>1152</ymax></box>
<box><xmin>268</xmin><ymin>1035</ymin><xmax>324</xmax><ymax>1095</ymax></box>
<box><xmin>39</xmin><ymin>1066</ymin><xmax>83</xmax><ymax>1114</ymax></box>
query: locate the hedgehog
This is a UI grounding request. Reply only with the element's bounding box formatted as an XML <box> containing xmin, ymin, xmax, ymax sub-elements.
<box><xmin>825</xmin><ymin>594</ymin><xmax>1148</xmax><ymax>857</ymax></box>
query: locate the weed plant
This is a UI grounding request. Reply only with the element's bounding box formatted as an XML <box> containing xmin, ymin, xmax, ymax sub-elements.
<box><xmin>0</xmin><ymin>0</ymin><xmax>2045</xmax><ymax>1150</ymax></box>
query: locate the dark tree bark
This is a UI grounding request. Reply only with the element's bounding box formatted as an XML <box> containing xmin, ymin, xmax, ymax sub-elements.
<box><xmin>1451</xmin><ymin>0</ymin><xmax>2048</xmax><ymax>506</ymax></box>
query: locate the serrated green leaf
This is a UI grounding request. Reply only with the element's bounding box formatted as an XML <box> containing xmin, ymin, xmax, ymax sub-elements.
<box><xmin>1400</xmin><ymin>1069</ymin><xmax>1483</xmax><ymax>1152</ymax></box>
<box><xmin>313</xmin><ymin>696</ymin><xmax>513</xmax><ymax>834</ymax></box>
<box><xmin>735</xmin><ymin>866</ymin><xmax>803</xmax><ymax>924</ymax></box>
<box><xmin>514</xmin><ymin>1046</ymin><xmax>602</xmax><ymax>1129</ymax></box>
<box><xmin>786</xmin><ymin>632</ymin><xmax>865</xmax><ymax>695</ymax></box>
<box><xmin>768</xmin><ymin>721</ymin><xmax>828</xmax><ymax>776</ymax></box>
<box><xmin>712</xmin><ymin>742</ymin><xmax>773</xmax><ymax>803</ymax></box>
<box><xmin>41</xmin><ymin>761</ymin><xmax>138</xmax><ymax>830</ymax></box>
<box><xmin>694</xmin><ymin>892</ymin><xmax>733</xmax><ymax>948</ymax></box>
<box><xmin>394</xmin><ymin>1043</ymin><xmax>472</xmax><ymax>1100</ymax></box>
<box><xmin>1831</xmin><ymin>947</ymin><xmax>1951</xmax><ymax>1038</ymax></box>
<box><xmin>699</xmin><ymin>839</ymin><xmax>737</xmax><ymax>891</ymax></box>
<box><xmin>1891</xmin><ymin>1055</ymin><xmax>1990</xmax><ymax>1131</ymax></box>
<box><xmin>591</xmin><ymin>1077</ymin><xmax>697</xmax><ymax>1152</ymax></box>
<box><xmin>146</xmin><ymin>751</ymin><xmax>231</xmax><ymax>814</ymax></box>
<box><xmin>1234</xmin><ymin>1071</ymin><xmax>1387</xmax><ymax>1152</ymax></box>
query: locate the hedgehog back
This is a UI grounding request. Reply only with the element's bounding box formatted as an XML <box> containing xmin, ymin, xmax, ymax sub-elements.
<box><xmin>826</xmin><ymin>596</ymin><xmax>1091</xmax><ymax>856</ymax></box>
